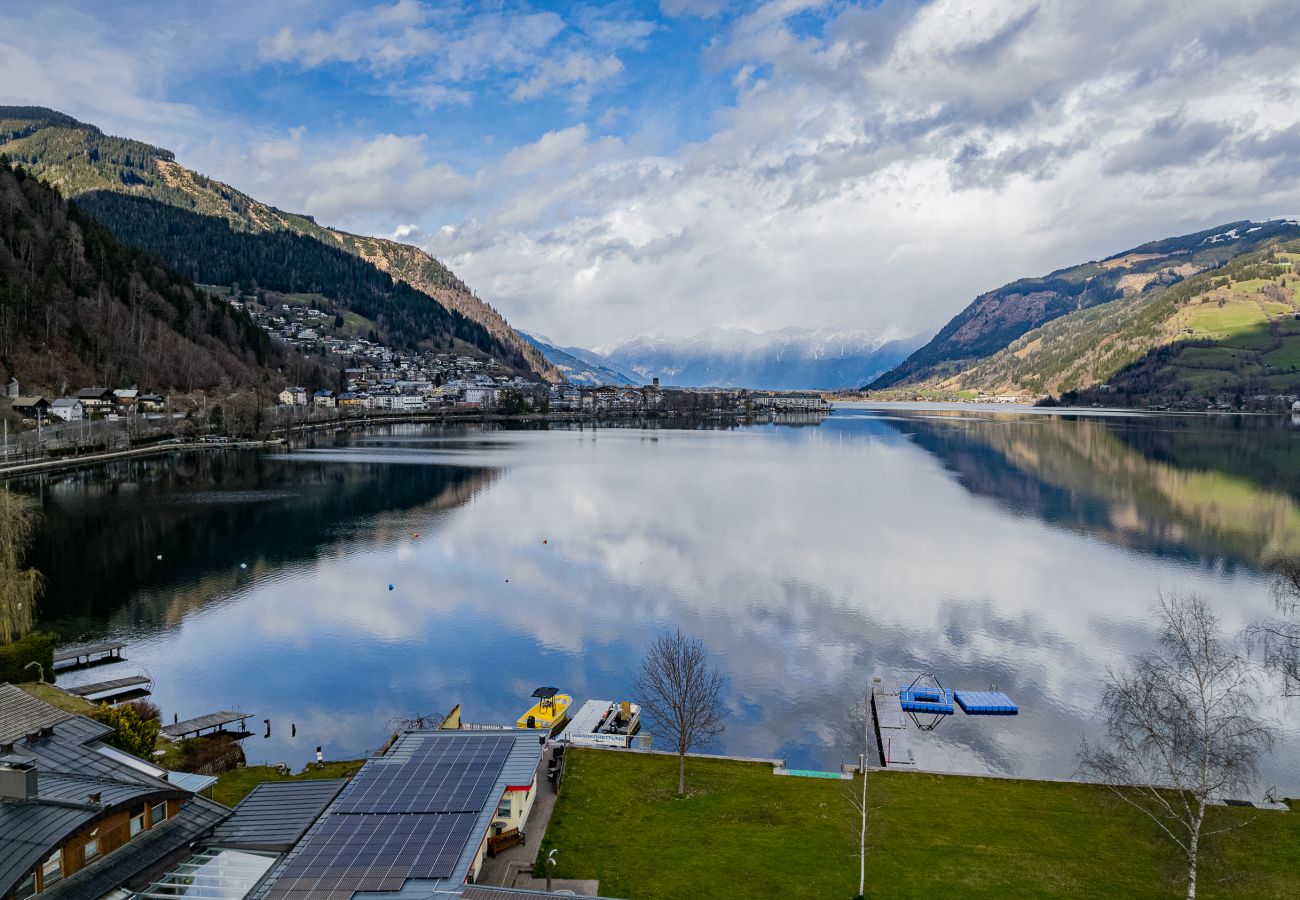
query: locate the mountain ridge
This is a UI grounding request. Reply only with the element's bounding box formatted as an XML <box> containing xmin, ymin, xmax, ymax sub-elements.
<box><xmin>870</xmin><ymin>219</ymin><xmax>1300</xmax><ymax>390</ymax></box>
<box><xmin>600</xmin><ymin>326</ymin><xmax>921</xmax><ymax>389</ymax></box>
<box><xmin>0</xmin><ymin>106</ymin><xmax>561</xmax><ymax>381</ymax></box>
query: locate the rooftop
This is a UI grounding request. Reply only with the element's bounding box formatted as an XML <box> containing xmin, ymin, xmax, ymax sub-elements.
<box><xmin>255</xmin><ymin>729</ymin><xmax>545</xmax><ymax>900</ymax></box>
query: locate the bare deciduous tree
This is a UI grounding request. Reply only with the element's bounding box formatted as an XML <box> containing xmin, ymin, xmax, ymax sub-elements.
<box><xmin>842</xmin><ymin>685</ymin><xmax>875</xmax><ymax>900</ymax></box>
<box><xmin>1077</xmin><ymin>594</ymin><xmax>1275</xmax><ymax>900</ymax></box>
<box><xmin>634</xmin><ymin>629</ymin><xmax>727</xmax><ymax>797</ymax></box>
<box><xmin>1248</xmin><ymin>559</ymin><xmax>1300</xmax><ymax>696</ymax></box>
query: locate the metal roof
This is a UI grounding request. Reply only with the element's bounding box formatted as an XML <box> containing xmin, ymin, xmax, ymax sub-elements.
<box><xmin>0</xmin><ymin>685</ymin><xmax>194</xmax><ymax>897</ymax></box>
<box><xmin>0</xmin><ymin>683</ymin><xmax>72</xmax><ymax>743</ymax></box>
<box><xmin>41</xmin><ymin>797</ymin><xmax>231</xmax><ymax>900</ymax></box>
<box><xmin>253</xmin><ymin>729</ymin><xmax>545</xmax><ymax>899</ymax></box>
<box><xmin>208</xmin><ymin>780</ymin><xmax>348</xmax><ymax>852</ymax></box>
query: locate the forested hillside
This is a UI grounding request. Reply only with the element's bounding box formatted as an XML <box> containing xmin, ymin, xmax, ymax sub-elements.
<box><xmin>871</xmin><ymin>220</ymin><xmax>1300</xmax><ymax>389</ymax></box>
<box><xmin>901</xmin><ymin>241</ymin><xmax>1300</xmax><ymax>407</ymax></box>
<box><xmin>0</xmin><ymin>106</ymin><xmax>559</xmax><ymax>379</ymax></box>
<box><xmin>0</xmin><ymin>159</ymin><xmax>325</xmax><ymax>393</ymax></box>
<box><xmin>78</xmin><ymin>191</ymin><xmax>508</xmax><ymax>360</ymax></box>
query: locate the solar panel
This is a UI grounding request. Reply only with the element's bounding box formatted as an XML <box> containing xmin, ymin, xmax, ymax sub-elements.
<box><xmin>334</xmin><ymin>735</ymin><xmax>513</xmax><ymax>815</ymax></box>
<box><xmin>266</xmin><ymin>812</ymin><xmax>478</xmax><ymax>899</ymax></box>
<box><xmin>264</xmin><ymin>735</ymin><xmax>519</xmax><ymax>899</ymax></box>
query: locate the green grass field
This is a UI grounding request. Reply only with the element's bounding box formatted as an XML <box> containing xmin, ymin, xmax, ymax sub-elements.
<box><xmin>212</xmin><ymin>759</ymin><xmax>365</xmax><ymax>807</ymax></box>
<box><xmin>540</xmin><ymin>751</ymin><xmax>1299</xmax><ymax>900</ymax></box>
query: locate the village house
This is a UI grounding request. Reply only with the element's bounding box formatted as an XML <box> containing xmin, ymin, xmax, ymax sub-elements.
<box><xmin>50</xmin><ymin>398</ymin><xmax>86</xmax><ymax>422</ymax></box>
<box><xmin>10</xmin><ymin>396</ymin><xmax>50</xmax><ymax>419</ymax></box>
<box><xmin>75</xmin><ymin>388</ymin><xmax>115</xmax><ymax>414</ymax></box>
<box><xmin>278</xmin><ymin>387</ymin><xmax>308</xmax><ymax>406</ymax></box>
<box><xmin>312</xmin><ymin>389</ymin><xmax>337</xmax><ymax>409</ymax></box>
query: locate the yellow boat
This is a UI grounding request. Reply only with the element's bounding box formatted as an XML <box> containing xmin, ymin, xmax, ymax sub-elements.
<box><xmin>517</xmin><ymin>686</ymin><xmax>572</xmax><ymax>732</ymax></box>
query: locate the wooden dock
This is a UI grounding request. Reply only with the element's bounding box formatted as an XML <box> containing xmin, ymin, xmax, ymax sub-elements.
<box><xmin>65</xmin><ymin>674</ymin><xmax>151</xmax><ymax>701</ymax></box>
<box><xmin>162</xmin><ymin>711</ymin><xmax>253</xmax><ymax>740</ymax></box>
<box><xmin>871</xmin><ymin>684</ymin><xmax>917</xmax><ymax>769</ymax></box>
<box><xmin>53</xmin><ymin>640</ymin><xmax>126</xmax><ymax>671</ymax></box>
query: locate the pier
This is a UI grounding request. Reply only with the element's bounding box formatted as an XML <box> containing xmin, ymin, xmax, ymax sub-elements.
<box><xmin>65</xmin><ymin>674</ymin><xmax>152</xmax><ymax>702</ymax></box>
<box><xmin>871</xmin><ymin>683</ymin><xmax>917</xmax><ymax>769</ymax></box>
<box><xmin>162</xmin><ymin>711</ymin><xmax>253</xmax><ymax>740</ymax></box>
<box><xmin>52</xmin><ymin>640</ymin><xmax>126</xmax><ymax>671</ymax></box>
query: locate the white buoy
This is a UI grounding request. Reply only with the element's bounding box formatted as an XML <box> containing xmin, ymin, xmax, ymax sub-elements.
<box><xmin>240</xmin><ymin>563</ymin><xmax>248</xmax><ymax>570</ymax></box>
<box><xmin>156</xmin><ymin>554</ymin><xmax>163</xmax><ymax>561</ymax></box>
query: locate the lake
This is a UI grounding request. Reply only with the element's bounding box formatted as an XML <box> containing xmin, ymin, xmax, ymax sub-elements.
<box><xmin>14</xmin><ymin>404</ymin><xmax>1300</xmax><ymax>793</ymax></box>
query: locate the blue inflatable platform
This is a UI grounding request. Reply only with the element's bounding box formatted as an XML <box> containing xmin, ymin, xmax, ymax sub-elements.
<box><xmin>899</xmin><ymin>686</ymin><xmax>954</xmax><ymax>715</ymax></box>
<box><xmin>954</xmin><ymin>690</ymin><xmax>1018</xmax><ymax>715</ymax></box>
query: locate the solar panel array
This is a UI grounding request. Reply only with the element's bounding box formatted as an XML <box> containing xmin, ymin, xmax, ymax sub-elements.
<box><xmin>265</xmin><ymin>734</ymin><xmax>515</xmax><ymax>900</ymax></box>
<box><xmin>266</xmin><ymin>812</ymin><xmax>478</xmax><ymax>899</ymax></box>
<box><xmin>334</xmin><ymin>735</ymin><xmax>512</xmax><ymax>814</ymax></box>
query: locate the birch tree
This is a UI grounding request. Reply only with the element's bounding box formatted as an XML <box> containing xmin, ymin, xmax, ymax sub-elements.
<box><xmin>635</xmin><ymin>629</ymin><xmax>727</xmax><ymax>797</ymax></box>
<box><xmin>1077</xmin><ymin>594</ymin><xmax>1274</xmax><ymax>899</ymax></box>
<box><xmin>1248</xmin><ymin>559</ymin><xmax>1300</xmax><ymax>696</ymax></box>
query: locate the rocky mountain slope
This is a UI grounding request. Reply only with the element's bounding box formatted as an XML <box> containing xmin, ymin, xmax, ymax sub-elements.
<box><xmin>898</xmin><ymin>239</ymin><xmax>1300</xmax><ymax>407</ymax></box>
<box><xmin>871</xmin><ymin>220</ymin><xmax>1300</xmax><ymax>390</ymax></box>
<box><xmin>521</xmin><ymin>333</ymin><xmax>639</xmax><ymax>386</ymax></box>
<box><xmin>0</xmin><ymin>158</ymin><xmax>324</xmax><ymax>394</ymax></box>
<box><xmin>602</xmin><ymin>327</ymin><xmax>921</xmax><ymax>390</ymax></box>
<box><xmin>0</xmin><ymin>106</ymin><xmax>560</xmax><ymax>380</ymax></box>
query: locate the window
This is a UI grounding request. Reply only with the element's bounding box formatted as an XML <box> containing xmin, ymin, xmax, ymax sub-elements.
<box><xmin>14</xmin><ymin>872</ymin><xmax>36</xmax><ymax>899</ymax></box>
<box><xmin>151</xmin><ymin>801</ymin><xmax>168</xmax><ymax>826</ymax></box>
<box><xmin>83</xmin><ymin>836</ymin><xmax>99</xmax><ymax>863</ymax></box>
<box><xmin>131</xmin><ymin>810</ymin><xmax>147</xmax><ymax>837</ymax></box>
<box><xmin>496</xmin><ymin>796</ymin><xmax>513</xmax><ymax>819</ymax></box>
<box><xmin>42</xmin><ymin>849</ymin><xmax>62</xmax><ymax>886</ymax></box>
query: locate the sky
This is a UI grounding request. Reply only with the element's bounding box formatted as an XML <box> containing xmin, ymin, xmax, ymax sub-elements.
<box><xmin>5</xmin><ymin>1</ymin><xmax>1300</xmax><ymax>349</ymax></box>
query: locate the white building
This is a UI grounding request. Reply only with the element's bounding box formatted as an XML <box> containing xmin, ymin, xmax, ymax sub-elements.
<box><xmin>50</xmin><ymin>398</ymin><xmax>85</xmax><ymax>421</ymax></box>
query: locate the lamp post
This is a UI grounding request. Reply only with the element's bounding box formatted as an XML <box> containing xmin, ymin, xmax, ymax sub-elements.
<box><xmin>545</xmin><ymin>849</ymin><xmax>558</xmax><ymax>892</ymax></box>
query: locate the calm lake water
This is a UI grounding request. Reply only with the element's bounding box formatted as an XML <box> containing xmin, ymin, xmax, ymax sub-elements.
<box><xmin>15</xmin><ymin>404</ymin><xmax>1300</xmax><ymax>793</ymax></box>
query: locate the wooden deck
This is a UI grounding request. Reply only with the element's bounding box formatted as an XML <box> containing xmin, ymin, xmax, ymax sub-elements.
<box><xmin>65</xmin><ymin>674</ymin><xmax>151</xmax><ymax>700</ymax></box>
<box><xmin>53</xmin><ymin>640</ymin><xmax>126</xmax><ymax>670</ymax></box>
<box><xmin>871</xmin><ymin>684</ymin><xmax>917</xmax><ymax>769</ymax></box>
<box><xmin>162</xmin><ymin>711</ymin><xmax>252</xmax><ymax>740</ymax></box>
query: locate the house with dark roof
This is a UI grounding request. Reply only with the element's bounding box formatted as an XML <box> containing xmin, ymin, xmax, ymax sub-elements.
<box><xmin>251</xmin><ymin>728</ymin><xmax>548</xmax><ymax>899</ymax></box>
<box><xmin>0</xmin><ymin>683</ymin><xmax>228</xmax><ymax>899</ymax></box>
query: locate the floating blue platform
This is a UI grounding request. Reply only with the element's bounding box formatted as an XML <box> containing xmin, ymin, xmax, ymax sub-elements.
<box><xmin>899</xmin><ymin>686</ymin><xmax>954</xmax><ymax>715</ymax></box>
<box><xmin>954</xmin><ymin>690</ymin><xmax>1019</xmax><ymax>715</ymax></box>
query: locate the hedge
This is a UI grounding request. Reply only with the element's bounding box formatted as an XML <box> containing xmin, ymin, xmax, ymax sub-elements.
<box><xmin>0</xmin><ymin>631</ymin><xmax>57</xmax><ymax>684</ymax></box>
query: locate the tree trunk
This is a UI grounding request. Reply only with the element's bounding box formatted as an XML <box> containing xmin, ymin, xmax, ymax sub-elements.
<box><xmin>678</xmin><ymin>751</ymin><xmax>686</xmax><ymax>797</ymax></box>
<box><xmin>1186</xmin><ymin>798</ymin><xmax>1204</xmax><ymax>900</ymax></box>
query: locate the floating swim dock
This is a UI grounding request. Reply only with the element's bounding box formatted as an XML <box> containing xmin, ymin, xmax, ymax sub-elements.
<box><xmin>53</xmin><ymin>640</ymin><xmax>126</xmax><ymax>671</ymax></box>
<box><xmin>65</xmin><ymin>674</ymin><xmax>152</xmax><ymax>701</ymax></box>
<box><xmin>162</xmin><ymin>711</ymin><xmax>253</xmax><ymax>740</ymax></box>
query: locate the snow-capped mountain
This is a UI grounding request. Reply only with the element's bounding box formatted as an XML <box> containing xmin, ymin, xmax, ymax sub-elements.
<box><xmin>598</xmin><ymin>327</ymin><xmax>924</xmax><ymax>389</ymax></box>
<box><xmin>521</xmin><ymin>333</ymin><xmax>641</xmax><ymax>386</ymax></box>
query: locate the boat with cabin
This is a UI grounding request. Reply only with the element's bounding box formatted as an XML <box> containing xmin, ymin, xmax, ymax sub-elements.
<box><xmin>562</xmin><ymin>698</ymin><xmax>641</xmax><ymax>748</ymax></box>
<box><xmin>516</xmin><ymin>686</ymin><xmax>572</xmax><ymax>733</ymax></box>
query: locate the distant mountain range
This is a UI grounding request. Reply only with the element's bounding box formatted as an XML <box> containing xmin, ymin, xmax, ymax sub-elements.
<box><xmin>528</xmin><ymin>327</ymin><xmax>920</xmax><ymax>389</ymax></box>
<box><xmin>869</xmin><ymin>219</ymin><xmax>1300</xmax><ymax>406</ymax></box>
<box><xmin>521</xmin><ymin>334</ymin><xmax>641</xmax><ymax>386</ymax></box>
<box><xmin>0</xmin><ymin>106</ymin><xmax>560</xmax><ymax>381</ymax></box>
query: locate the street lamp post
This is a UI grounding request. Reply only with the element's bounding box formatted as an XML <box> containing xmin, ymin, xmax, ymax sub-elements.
<box><xmin>545</xmin><ymin>849</ymin><xmax>558</xmax><ymax>892</ymax></box>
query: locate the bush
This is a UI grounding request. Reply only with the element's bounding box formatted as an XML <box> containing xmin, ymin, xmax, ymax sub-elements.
<box><xmin>92</xmin><ymin>702</ymin><xmax>161</xmax><ymax>759</ymax></box>
<box><xmin>124</xmin><ymin>699</ymin><xmax>161</xmax><ymax>722</ymax></box>
<box><xmin>0</xmin><ymin>631</ymin><xmax>55</xmax><ymax>683</ymax></box>
<box><xmin>177</xmin><ymin>733</ymin><xmax>245</xmax><ymax>775</ymax></box>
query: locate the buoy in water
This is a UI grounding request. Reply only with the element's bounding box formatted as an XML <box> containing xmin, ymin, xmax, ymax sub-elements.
<box><xmin>388</xmin><ymin>584</ymin><xmax>395</xmax><ymax>591</ymax></box>
<box><xmin>240</xmin><ymin>563</ymin><xmax>248</xmax><ymax>570</ymax></box>
<box><xmin>156</xmin><ymin>554</ymin><xmax>163</xmax><ymax>561</ymax></box>
<box><xmin>543</xmin><ymin>539</ymin><xmax>548</xmax><ymax>544</ymax></box>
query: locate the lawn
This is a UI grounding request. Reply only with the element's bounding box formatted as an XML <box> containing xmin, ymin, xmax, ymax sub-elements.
<box><xmin>1184</xmin><ymin>299</ymin><xmax>1268</xmax><ymax>339</ymax></box>
<box><xmin>212</xmin><ymin>759</ymin><xmax>365</xmax><ymax>808</ymax></box>
<box><xmin>540</xmin><ymin>751</ymin><xmax>1300</xmax><ymax>900</ymax></box>
<box><xmin>18</xmin><ymin>682</ymin><xmax>97</xmax><ymax>714</ymax></box>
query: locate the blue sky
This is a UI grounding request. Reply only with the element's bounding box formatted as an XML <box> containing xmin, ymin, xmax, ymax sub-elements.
<box><xmin>7</xmin><ymin>1</ymin><xmax>1300</xmax><ymax>347</ymax></box>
